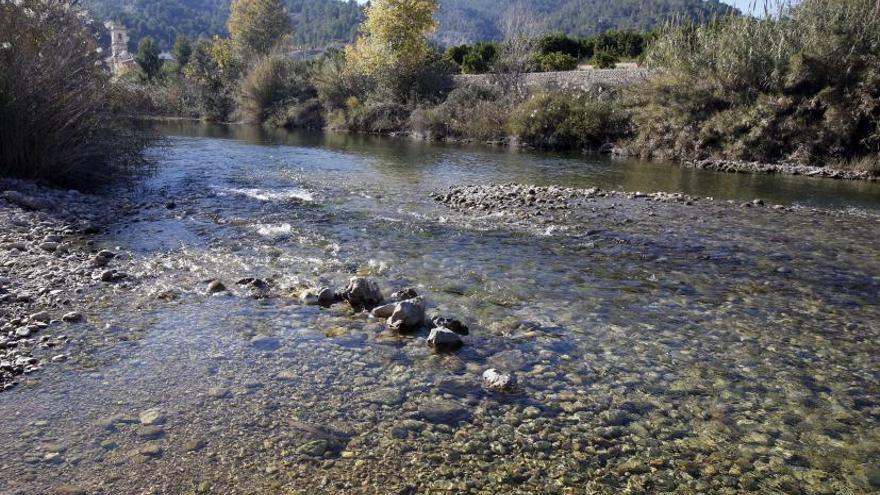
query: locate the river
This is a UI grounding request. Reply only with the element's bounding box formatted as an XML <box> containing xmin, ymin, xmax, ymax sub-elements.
<box><xmin>1</xmin><ymin>123</ymin><xmax>878</xmax><ymax>494</ymax></box>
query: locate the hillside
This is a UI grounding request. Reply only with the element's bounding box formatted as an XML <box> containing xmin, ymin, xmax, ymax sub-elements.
<box><xmin>84</xmin><ymin>0</ymin><xmax>737</xmax><ymax>50</ymax></box>
<box><xmin>84</xmin><ymin>0</ymin><xmax>363</xmax><ymax>49</ymax></box>
<box><xmin>437</xmin><ymin>0</ymin><xmax>737</xmax><ymax>45</ymax></box>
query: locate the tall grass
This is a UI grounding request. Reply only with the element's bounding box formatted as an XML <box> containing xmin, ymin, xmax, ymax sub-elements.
<box><xmin>238</xmin><ymin>54</ymin><xmax>316</xmax><ymax>125</ymax></box>
<box><xmin>627</xmin><ymin>0</ymin><xmax>880</xmax><ymax>171</ymax></box>
<box><xmin>0</xmin><ymin>0</ymin><xmax>152</xmax><ymax>188</ymax></box>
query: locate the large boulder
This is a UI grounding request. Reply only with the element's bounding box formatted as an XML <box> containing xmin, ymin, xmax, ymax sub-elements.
<box><xmin>388</xmin><ymin>297</ymin><xmax>426</xmax><ymax>332</ymax></box>
<box><xmin>341</xmin><ymin>277</ymin><xmax>383</xmax><ymax>310</ymax></box>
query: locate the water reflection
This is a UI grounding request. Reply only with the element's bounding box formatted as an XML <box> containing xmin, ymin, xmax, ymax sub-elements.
<box><xmin>154</xmin><ymin>121</ymin><xmax>880</xmax><ymax>210</ymax></box>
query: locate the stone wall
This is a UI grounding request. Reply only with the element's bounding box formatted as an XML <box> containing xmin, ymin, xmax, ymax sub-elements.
<box><xmin>453</xmin><ymin>68</ymin><xmax>653</xmax><ymax>91</ymax></box>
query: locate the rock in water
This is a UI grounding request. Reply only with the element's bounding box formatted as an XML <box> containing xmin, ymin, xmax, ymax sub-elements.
<box><xmin>138</xmin><ymin>408</ymin><xmax>165</xmax><ymax>426</ymax></box>
<box><xmin>427</xmin><ymin>327</ymin><xmax>463</xmax><ymax>351</ymax></box>
<box><xmin>370</xmin><ymin>303</ymin><xmax>397</xmax><ymax>319</ymax></box>
<box><xmin>482</xmin><ymin>368</ymin><xmax>516</xmax><ymax>392</ymax></box>
<box><xmin>388</xmin><ymin>298</ymin><xmax>426</xmax><ymax>332</ymax></box>
<box><xmin>388</xmin><ymin>287</ymin><xmax>419</xmax><ymax>302</ymax></box>
<box><xmin>431</xmin><ymin>316</ymin><xmax>469</xmax><ymax>335</ymax></box>
<box><xmin>300</xmin><ymin>287</ymin><xmax>338</xmax><ymax>307</ymax></box>
<box><xmin>206</xmin><ymin>280</ymin><xmax>226</xmax><ymax>294</ymax></box>
<box><xmin>317</xmin><ymin>288</ymin><xmax>337</xmax><ymax>307</ymax></box>
<box><xmin>341</xmin><ymin>277</ymin><xmax>383</xmax><ymax>310</ymax></box>
<box><xmin>61</xmin><ymin>311</ymin><xmax>83</xmax><ymax>323</ymax></box>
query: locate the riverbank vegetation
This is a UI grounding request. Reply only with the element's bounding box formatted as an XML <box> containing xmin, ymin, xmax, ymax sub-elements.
<box><xmin>118</xmin><ymin>0</ymin><xmax>878</xmax><ymax>175</ymax></box>
<box><xmin>0</xmin><ymin>0</ymin><xmax>152</xmax><ymax>187</ymax></box>
<box><xmin>626</xmin><ymin>0</ymin><xmax>880</xmax><ymax>174</ymax></box>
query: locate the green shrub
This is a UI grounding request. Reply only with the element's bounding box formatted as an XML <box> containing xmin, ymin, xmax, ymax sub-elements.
<box><xmin>538</xmin><ymin>34</ymin><xmax>585</xmax><ymax>59</ymax></box>
<box><xmin>508</xmin><ymin>91</ymin><xmax>630</xmax><ymax>150</ymax></box>
<box><xmin>627</xmin><ymin>0</ymin><xmax>880</xmax><ymax>168</ymax></box>
<box><xmin>539</xmin><ymin>52</ymin><xmax>579</xmax><ymax>72</ymax></box>
<box><xmin>238</xmin><ymin>54</ymin><xmax>316</xmax><ymax>124</ymax></box>
<box><xmin>592</xmin><ymin>50</ymin><xmax>619</xmax><ymax>69</ymax></box>
<box><xmin>408</xmin><ymin>84</ymin><xmax>508</xmax><ymax>141</ymax></box>
<box><xmin>0</xmin><ymin>0</ymin><xmax>151</xmax><ymax>187</ymax></box>
<box><xmin>345</xmin><ymin>97</ymin><xmax>410</xmax><ymax>133</ymax></box>
<box><xmin>460</xmin><ymin>43</ymin><xmax>497</xmax><ymax>74</ymax></box>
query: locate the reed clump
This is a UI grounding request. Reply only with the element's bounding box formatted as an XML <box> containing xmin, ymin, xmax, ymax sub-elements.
<box><xmin>0</xmin><ymin>0</ymin><xmax>153</xmax><ymax>188</ymax></box>
<box><xmin>625</xmin><ymin>0</ymin><xmax>880</xmax><ymax>172</ymax></box>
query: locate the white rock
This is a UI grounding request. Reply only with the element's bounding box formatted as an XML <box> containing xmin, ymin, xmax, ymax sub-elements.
<box><xmin>482</xmin><ymin>368</ymin><xmax>516</xmax><ymax>392</ymax></box>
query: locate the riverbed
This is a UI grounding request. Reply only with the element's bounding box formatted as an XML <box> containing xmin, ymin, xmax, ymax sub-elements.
<box><xmin>1</xmin><ymin>124</ymin><xmax>879</xmax><ymax>494</ymax></box>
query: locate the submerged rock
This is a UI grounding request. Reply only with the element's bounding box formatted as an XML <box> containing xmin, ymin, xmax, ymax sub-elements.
<box><xmin>417</xmin><ymin>398</ymin><xmax>469</xmax><ymax>424</ymax></box>
<box><xmin>482</xmin><ymin>368</ymin><xmax>516</xmax><ymax>392</ymax></box>
<box><xmin>427</xmin><ymin>327</ymin><xmax>463</xmax><ymax>351</ymax></box>
<box><xmin>138</xmin><ymin>408</ymin><xmax>165</xmax><ymax>426</ymax></box>
<box><xmin>341</xmin><ymin>277</ymin><xmax>383</xmax><ymax>310</ymax></box>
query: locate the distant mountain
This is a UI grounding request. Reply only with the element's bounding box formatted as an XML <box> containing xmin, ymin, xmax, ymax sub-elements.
<box><xmin>83</xmin><ymin>0</ymin><xmax>737</xmax><ymax>50</ymax></box>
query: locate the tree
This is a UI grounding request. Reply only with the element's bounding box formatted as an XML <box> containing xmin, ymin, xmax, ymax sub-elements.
<box><xmin>228</xmin><ymin>0</ymin><xmax>292</xmax><ymax>57</ymax></box>
<box><xmin>171</xmin><ymin>35</ymin><xmax>193</xmax><ymax>73</ymax></box>
<box><xmin>135</xmin><ymin>37</ymin><xmax>162</xmax><ymax>81</ymax></box>
<box><xmin>493</xmin><ymin>2</ymin><xmax>544</xmax><ymax>97</ymax></box>
<box><xmin>344</xmin><ymin>0</ymin><xmax>438</xmax><ymax>84</ymax></box>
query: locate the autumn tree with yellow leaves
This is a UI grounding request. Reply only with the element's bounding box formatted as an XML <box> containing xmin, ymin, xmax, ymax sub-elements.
<box><xmin>344</xmin><ymin>0</ymin><xmax>439</xmax><ymax>95</ymax></box>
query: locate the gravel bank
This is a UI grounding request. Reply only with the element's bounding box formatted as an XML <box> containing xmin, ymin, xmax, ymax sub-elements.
<box><xmin>0</xmin><ymin>180</ymin><xmax>138</xmax><ymax>391</ymax></box>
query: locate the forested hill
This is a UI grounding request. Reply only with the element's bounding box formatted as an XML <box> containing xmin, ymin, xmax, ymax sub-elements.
<box><xmin>84</xmin><ymin>0</ymin><xmax>737</xmax><ymax>50</ymax></box>
<box><xmin>83</xmin><ymin>0</ymin><xmax>363</xmax><ymax>49</ymax></box>
<box><xmin>437</xmin><ymin>0</ymin><xmax>738</xmax><ymax>45</ymax></box>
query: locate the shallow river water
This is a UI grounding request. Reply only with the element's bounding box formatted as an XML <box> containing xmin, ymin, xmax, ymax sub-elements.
<box><xmin>1</xmin><ymin>124</ymin><xmax>879</xmax><ymax>494</ymax></box>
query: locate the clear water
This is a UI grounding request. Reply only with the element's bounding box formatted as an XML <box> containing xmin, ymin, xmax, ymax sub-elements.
<box><xmin>1</xmin><ymin>123</ymin><xmax>878</xmax><ymax>495</ymax></box>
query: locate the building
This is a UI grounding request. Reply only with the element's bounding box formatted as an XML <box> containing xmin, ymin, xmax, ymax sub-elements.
<box><xmin>105</xmin><ymin>21</ymin><xmax>137</xmax><ymax>75</ymax></box>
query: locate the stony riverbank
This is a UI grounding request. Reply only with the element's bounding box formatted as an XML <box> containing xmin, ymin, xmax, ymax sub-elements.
<box><xmin>682</xmin><ymin>159</ymin><xmax>878</xmax><ymax>181</ymax></box>
<box><xmin>0</xmin><ymin>180</ymin><xmax>140</xmax><ymax>391</ymax></box>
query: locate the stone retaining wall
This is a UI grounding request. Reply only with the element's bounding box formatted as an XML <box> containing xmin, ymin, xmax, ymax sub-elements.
<box><xmin>453</xmin><ymin>68</ymin><xmax>653</xmax><ymax>91</ymax></box>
